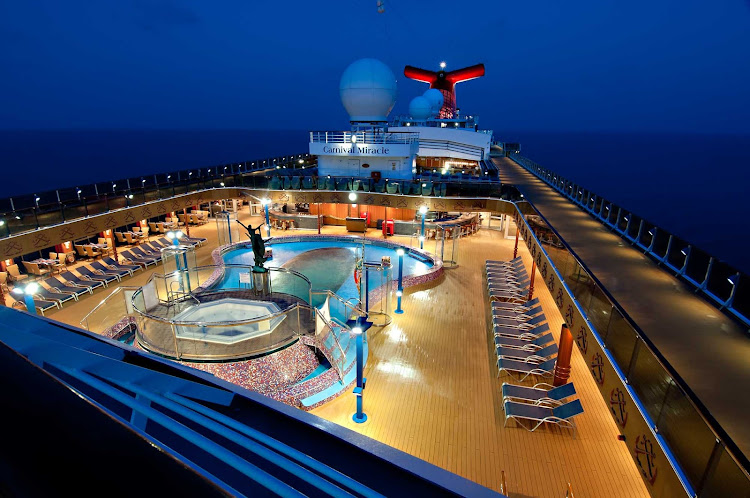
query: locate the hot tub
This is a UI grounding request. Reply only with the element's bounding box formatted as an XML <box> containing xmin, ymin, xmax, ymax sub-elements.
<box><xmin>172</xmin><ymin>298</ymin><xmax>286</xmax><ymax>344</ymax></box>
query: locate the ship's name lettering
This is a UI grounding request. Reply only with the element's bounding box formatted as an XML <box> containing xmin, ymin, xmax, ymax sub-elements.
<box><xmin>323</xmin><ymin>145</ymin><xmax>391</xmax><ymax>155</ymax></box>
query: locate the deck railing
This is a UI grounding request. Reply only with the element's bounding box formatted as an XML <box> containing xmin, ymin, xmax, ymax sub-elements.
<box><xmin>309</xmin><ymin>131</ymin><xmax>419</xmax><ymax>144</ymax></box>
<box><xmin>514</xmin><ymin>199</ymin><xmax>750</xmax><ymax>496</ymax></box>
<box><xmin>510</xmin><ymin>153</ymin><xmax>750</xmax><ymax>330</ymax></box>
<box><xmin>0</xmin><ymin>152</ymin><xmax>310</xmax><ymax>237</ymax></box>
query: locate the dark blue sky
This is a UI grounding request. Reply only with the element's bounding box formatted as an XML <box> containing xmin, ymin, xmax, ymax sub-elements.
<box><xmin>1</xmin><ymin>0</ymin><xmax>749</xmax><ymax>133</ymax></box>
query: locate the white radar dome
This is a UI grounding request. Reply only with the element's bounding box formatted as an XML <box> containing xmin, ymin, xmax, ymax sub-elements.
<box><xmin>423</xmin><ymin>88</ymin><xmax>444</xmax><ymax>117</ymax></box>
<box><xmin>409</xmin><ymin>96</ymin><xmax>432</xmax><ymax>121</ymax></box>
<box><xmin>340</xmin><ymin>58</ymin><xmax>397</xmax><ymax>122</ymax></box>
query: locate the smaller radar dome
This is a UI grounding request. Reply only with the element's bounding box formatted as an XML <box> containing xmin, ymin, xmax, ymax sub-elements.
<box><xmin>339</xmin><ymin>58</ymin><xmax>397</xmax><ymax>122</ymax></box>
<box><xmin>423</xmin><ymin>89</ymin><xmax>444</xmax><ymax>117</ymax></box>
<box><xmin>409</xmin><ymin>96</ymin><xmax>432</xmax><ymax>121</ymax></box>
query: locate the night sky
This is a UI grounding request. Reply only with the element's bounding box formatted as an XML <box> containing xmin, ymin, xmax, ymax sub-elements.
<box><xmin>2</xmin><ymin>0</ymin><xmax>749</xmax><ymax>134</ymax></box>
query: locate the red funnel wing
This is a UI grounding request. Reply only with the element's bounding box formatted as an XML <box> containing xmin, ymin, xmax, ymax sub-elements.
<box><xmin>404</xmin><ymin>66</ymin><xmax>438</xmax><ymax>84</ymax></box>
<box><xmin>445</xmin><ymin>64</ymin><xmax>485</xmax><ymax>84</ymax></box>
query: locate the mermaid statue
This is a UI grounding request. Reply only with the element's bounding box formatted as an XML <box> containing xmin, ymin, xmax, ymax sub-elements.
<box><xmin>236</xmin><ymin>220</ymin><xmax>267</xmax><ymax>271</ymax></box>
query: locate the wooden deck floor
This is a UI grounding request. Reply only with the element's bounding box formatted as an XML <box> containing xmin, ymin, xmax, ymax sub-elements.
<box><xmin>39</xmin><ymin>213</ymin><xmax>648</xmax><ymax>498</ymax></box>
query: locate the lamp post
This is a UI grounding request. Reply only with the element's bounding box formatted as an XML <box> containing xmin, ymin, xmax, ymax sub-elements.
<box><xmin>167</xmin><ymin>230</ymin><xmax>191</xmax><ymax>291</ymax></box>
<box><xmin>351</xmin><ymin>326</ymin><xmax>367</xmax><ymax>423</ymax></box>
<box><xmin>419</xmin><ymin>205</ymin><xmax>428</xmax><ymax>249</ymax></box>
<box><xmin>725</xmin><ymin>273</ymin><xmax>740</xmax><ymax>309</ymax></box>
<box><xmin>12</xmin><ymin>282</ymin><xmax>39</xmax><ymax>314</ymax></box>
<box><xmin>395</xmin><ymin>248</ymin><xmax>404</xmax><ymax>314</ymax></box>
<box><xmin>261</xmin><ymin>198</ymin><xmax>271</xmax><ymax>238</ymax></box>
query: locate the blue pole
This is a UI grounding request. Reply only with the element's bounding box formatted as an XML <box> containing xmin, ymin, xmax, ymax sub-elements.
<box><xmin>364</xmin><ymin>267</ymin><xmax>369</xmax><ymax>314</ymax></box>
<box><xmin>352</xmin><ymin>330</ymin><xmax>367</xmax><ymax>423</ymax></box>
<box><xmin>420</xmin><ymin>212</ymin><xmax>426</xmax><ymax>249</ymax></box>
<box><xmin>172</xmin><ymin>237</ymin><xmax>180</xmax><ymax>247</ymax></box>
<box><xmin>23</xmin><ymin>294</ymin><xmax>36</xmax><ymax>314</ymax></box>
<box><xmin>264</xmin><ymin>204</ymin><xmax>271</xmax><ymax>238</ymax></box>
<box><xmin>395</xmin><ymin>251</ymin><xmax>404</xmax><ymax>314</ymax></box>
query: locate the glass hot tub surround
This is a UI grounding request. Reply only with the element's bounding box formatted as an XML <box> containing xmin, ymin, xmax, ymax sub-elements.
<box><xmin>172</xmin><ymin>298</ymin><xmax>286</xmax><ymax>344</ymax></box>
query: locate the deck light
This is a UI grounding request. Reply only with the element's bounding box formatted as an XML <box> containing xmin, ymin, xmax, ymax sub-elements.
<box><xmin>13</xmin><ymin>282</ymin><xmax>39</xmax><ymax>314</ymax></box>
<box><xmin>648</xmin><ymin>230</ymin><xmax>653</xmax><ymax>236</ymax></box>
<box><xmin>396</xmin><ymin>249</ymin><xmax>405</xmax><ymax>256</ymax></box>
<box><xmin>348</xmin><ymin>192</ymin><xmax>357</xmax><ymax>201</ymax></box>
<box><xmin>276</xmin><ymin>166</ymin><xmax>281</xmax><ymax>169</ymax></box>
<box><xmin>141</xmin><ymin>179</ymin><xmax>146</xmax><ymax>183</ymax></box>
<box><xmin>728</xmin><ymin>275</ymin><xmax>739</xmax><ymax>286</ymax></box>
<box><xmin>189</xmin><ymin>172</ymin><xmax>193</xmax><ymax>176</ymax></box>
<box><xmin>220</xmin><ymin>182</ymin><xmax>225</xmax><ymax>187</ymax></box>
<box><xmin>77</xmin><ymin>189</ymin><xmax>82</xmax><ymax>195</ymax></box>
<box><xmin>112</xmin><ymin>184</ymin><xmax>116</xmax><ymax>190</ymax></box>
<box><xmin>419</xmin><ymin>206</ymin><xmax>428</xmax><ymax>214</ymax></box>
<box><xmin>681</xmin><ymin>247</ymin><xmax>688</xmax><ymax>256</ymax></box>
<box><xmin>623</xmin><ymin>217</ymin><xmax>629</xmax><ymax>222</ymax></box>
<box><xmin>167</xmin><ymin>175</ymin><xmax>171</xmax><ymax>180</ymax></box>
<box><xmin>0</xmin><ymin>220</ymin><xmax>4</xmax><ymax>226</ymax></box>
<box><xmin>422</xmin><ymin>183</ymin><xmax>426</xmax><ymax>188</ymax></box>
<box><xmin>440</xmin><ymin>61</ymin><xmax>446</xmax><ymax>69</ymax></box>
<box><xmin>260</xmin><ymin>198</ymin><xmax>271</xmax><ymax>206</ymax></box>
<box><xmin>166</xmin><ymin>230</ymin><xmax>184</xmax><ymax>246</ymax></box>
<box><xmin>351</xmin><ymin>134</ymin><xmax>358</xmax><ymax>144</ymax></box>
<box><xmin>14</xmin><ymin>214</ymin><xmax>21</xmax><ymax>220</ymax></box>
<box><xmin>419</xmin><ymin>235</ymin><xmax>425</xmax><ymax>242</ymax></box>
<box><xmin>127</xmin><ymin>194</ymin><xmax>134</xmax><ymax>199</ymax></box>
<box><xmin>35</xmin><ymin>196</ymin><xmax>40</xmax><ymax>202</ymax></box>
<box><xmin>299</xmin><ymin>159</ymin><xmax>304</xmax><ymax>164</ymax></box>
<box><xmin>396</xmin><ymin>290</ymin><xmax>402</xmax><ymax>297</ymax></box>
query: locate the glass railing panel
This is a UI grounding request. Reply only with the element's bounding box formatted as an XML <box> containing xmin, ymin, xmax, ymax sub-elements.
<box><xmin>604</xmin><ymin>309</ymin><xmax>638</xmax><ymax>369</ymax></box>
<box><xmin>686</xmin><ymin>246</ymin><xmax>711</xmax><ymax>284</ymax></box>
<box><xmin>628</xmin><ymin>344</ymin><xmax>672</xmax><ymax>422</ymax></box>
<box><xmin>658</xmin><ymin>381</ymin><xmax>718</xmax><ymax>489</ymax></box>
<box><xmin>733</xmin><ymin>279</ymin><xmax>750</xmax><ymax>318</ymax></box>
<box><xmin>666</xmin><ymin>235</ymin><xmax>690</xmax><ymax>268</ymax></box>
<box><xmin>627</xmin><ymin>215</ymin><xmax>643</xmax><ymax>239</ymax></box>
<box><xmin>651</xmin><ymin>229</ymin><xmax>670</xmax><ymax>258</ymax></box>
<box><xmin>585</xmin><ymin>285</ymin><xmax>614</xmax><ymax>334</ymax></box>
<box><xmin>700</xmin><ymin>446</ymin><xmax>750</xmax><ymax>497</ymax></box>
<box><xmin>706</xmin><ymin>260</ymin><xmax>734</xmax><ymax>302</ymax></box>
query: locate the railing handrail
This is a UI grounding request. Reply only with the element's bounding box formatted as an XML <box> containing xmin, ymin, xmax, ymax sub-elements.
<box><xmin>309</xmin><ymin>130</ymin><xmax>419</xmax><ymax>145</ymax></box>
<box><xmin>79</xmin><ymin>285</ymin><xmax>140</xmax><ymax>330</ymax></box>
<box><xmin>313</xmin><ymin>307</ymin><xmax>347</xmax><ymax>381</ymax></box>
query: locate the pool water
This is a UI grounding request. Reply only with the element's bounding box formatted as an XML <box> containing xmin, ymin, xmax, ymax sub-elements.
<box><xmin>221</xmin><ymin>240</ymin><xmax>433</xmax><ymax>308</ymax></box>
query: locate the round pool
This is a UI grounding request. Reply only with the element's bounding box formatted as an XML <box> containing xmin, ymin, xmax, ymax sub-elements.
<box><xmin>219</xmin><ymin>236</ymin><xmax>438</xmax><ymax>308</ymax></box>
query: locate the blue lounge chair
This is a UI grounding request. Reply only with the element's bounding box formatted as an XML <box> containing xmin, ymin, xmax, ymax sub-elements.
<box><xmin>59</xmin><ymin>271</ymin><xmax>104</xmax><ymax>291</ymax></box>
<box><xmin>75</xmin><ymin>266</ymin><xmax>118</xmax><ymax>286</ymax></box>
<box><xmin>497</xmin><ymin>357</ymin><xmax>556</xmax><ymax>380</ymax></box>
<box><xmin>101</xmin><ymin>257</ymin><xmax>141</xmax><ymax>274</ymax></box>
<box><xmin>43</xmin><ymin>277</ymin><xmax>91</xmax><ymax>298</ymax></box>
<box><xmin>494</xmin><ymin>333</ymin><xmax>555</xmax><ymax>350</ymax></box>
<box><xmin>36</xmin><ymin>287</ymin><xmax>77</xmax><ymax>305</ymax></box>
<box><xmin>90</xmin><ymin>261</ymin><xmax>131</xmax><ymax>279</ymax></box>
<box><xmin>131</xmin><ymin>246</ymin><xmax>160</xmax><ymax>258</ymax></box>
<box><xmin>493</xmin><ymin>305</ymin><xmax>544</xmax><ymax>319</ymax></box>
<box><xmin>493</xmin><ymin>313</ymin><xmax>546</xmax><ymax>329</ymax></box>
<box><xmin>491</xmin><ymin>298</ymin><xmax>540</xmax><ymax>311</ymax></box>
<box><xmin>496</xmin><ymin>343</ymin><xmax>558</xmax><ymax>362</ymax></box>
<box><xmin>486</xmin><ymin>258</ymin><xmax>523</xmax><ymax>269</ymax></box>
<box><xmin>120</xmin><ymin>250</ymin><xmax>157</xmax><ymax>268</ymax></box>
<box><xmin>494</xmin><ymin>322</ymin><xmax>551</xmax><ymax>340</ymax></box>
<box><xmin>503</xmin><ymin>399</ymin><xmax>584</xmax><ymax>435</ymax></box>
<box><xmin>501</xmin><ymin>382</ymin><xmax>577</xmax><ymax>407</ymax></box>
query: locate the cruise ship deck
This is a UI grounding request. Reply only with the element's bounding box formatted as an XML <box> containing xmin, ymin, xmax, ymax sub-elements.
<box><xmin>494</xmin><ymin>156</ymin><xmax>750</xmax><ymax>461</ymax></box>
<box><xmin>41</xmin><ymin>209</ymin><xmax>650</xmax><ymax>497</ymax></box>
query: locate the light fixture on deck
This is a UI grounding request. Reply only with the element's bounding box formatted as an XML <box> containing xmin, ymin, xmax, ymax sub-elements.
<box><xmin>351</xmin><ymin>134</ymin><xmax>358</xmax><ymax>144</ymax></box>
<box><xmin>349</xmin><ymin>192</ymin><xmax>358</xmax><ymax>201</ymax></box>
<box><xmin>166</xmin><ymin>230</ymin><xmax>184</xmax><ymax>247</ymax></box>
<box><xmin>220</xmin><ymin>182</ymin><xmax>225</xmax><ymax>187</ymax></box>
<box><xmin>12</xmin><ymin>282</ymin><xmax>39</xmax><ymax>314</ymax></box>
<box><xmin>728</xmin><ymin>274</ymin><xmax>739</xmax><ymax>286</ymax></box>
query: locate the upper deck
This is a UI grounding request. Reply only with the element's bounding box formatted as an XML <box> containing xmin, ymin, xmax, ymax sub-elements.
<box><xmin>494</xmin><ymin>155</ymin><xmax>750</xmax><ymax>491</ymax></box>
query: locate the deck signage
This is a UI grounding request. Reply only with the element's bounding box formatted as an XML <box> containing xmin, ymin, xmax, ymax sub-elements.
<box><xmin>310</xmin><ymin>142</ymin><xmax>411</xmax><ymax>158</ymax></box>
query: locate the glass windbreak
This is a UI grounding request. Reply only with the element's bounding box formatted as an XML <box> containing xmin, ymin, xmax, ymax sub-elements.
<box><xmin>603</xmin><ymin>309</ymin><xmax>638</xmax><ymax>370</ymax></box>
<box><xmin>657</xmin><ymin>381</ymin><xmax>719</xmax><ymax>489</ymax></box>
<box><xmin>701</xmin><ymin>447</ymin><xmax>750</xmax><ymax>497</ymax></box>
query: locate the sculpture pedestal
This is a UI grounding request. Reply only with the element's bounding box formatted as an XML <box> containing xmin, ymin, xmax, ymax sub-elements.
<box><xmin>252</xmin><ymin>268</ymin><xmax>270</xmax><ymax>297</ymax></box>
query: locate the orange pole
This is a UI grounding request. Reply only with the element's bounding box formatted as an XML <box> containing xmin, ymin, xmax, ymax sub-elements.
<box><xmin>183</xmin><ymin>208</ymin><xmax>191</xmax><ymax>237</ymax></box>
<box><xmin>109</xmin><ymin>231</ymin><xmax>118</xmax><ymax>260</ymax></box>
<box><xmin>553</xmin><ymin>324</ymin><xmax>574</xmax><ymax>386</ymax></box>
<box><xmin>513</xmin><ymin>229</ymin><xmax>519</xmax><ymax>258</ymax></box>
<box><xmin>528</xmin><ymin>259</ymin><xmax>536</xmax><ymax>301</ymax></box>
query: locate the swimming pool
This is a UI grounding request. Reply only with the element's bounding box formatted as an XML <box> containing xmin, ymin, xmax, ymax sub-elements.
<box><xmin>219</xmin><ymin>236</ymin><xmax>439</xmax><ymax>309</ymax></box>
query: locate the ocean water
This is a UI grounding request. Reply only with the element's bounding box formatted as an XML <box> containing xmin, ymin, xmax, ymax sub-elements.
<box><xmin>496</xmin><ymin>131</ymin><xmax>750</xmax><ymax>274</ymax></box>
<box><xmin>1</xmin><ymin>129</ymin><xmax>747</xmax><ymax>273</ymax></box>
